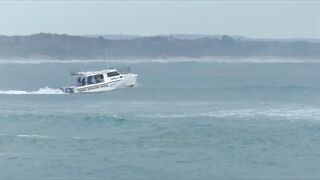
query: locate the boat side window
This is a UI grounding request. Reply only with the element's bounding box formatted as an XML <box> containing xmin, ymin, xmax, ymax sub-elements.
<box><xmin>94</xmin><ymin>74</ymin><xmax>104</xmax><ymax>83</ymax></box>
<box><xmin>76</xmin><ymin>77</ymin><xmax>82</xmax><ymax>86</ymax></box>
<box><xmin>107</xmin><ymin>71</ymin><xmax>120</xmax><ymax>77</ymax></box>
<box><xmin>100</xmin><ymin>74</ymin><xmax>104</xmax><ymax>82</ymax></box>
<box><xmin>81</xmin><ymin>77</ymin><xmax>86</xmax><ymax>86</ymax></box>
<box><xmin>87</xmin><ymin>76</ymin><xmax>94</xmax><ymax>85</ymax></box>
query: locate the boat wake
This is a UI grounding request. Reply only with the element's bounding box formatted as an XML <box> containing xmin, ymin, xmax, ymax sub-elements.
<box><xmin>0</xmin><ymin>87</ymin><xmax>65</xmax><ymax>95</ymax></box>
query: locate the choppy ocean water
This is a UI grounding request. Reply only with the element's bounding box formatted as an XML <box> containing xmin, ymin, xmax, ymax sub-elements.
<box><xmin>1</xmin><ymin>60</ymin><xmax>320</xmax><ymax>179</ymax></box>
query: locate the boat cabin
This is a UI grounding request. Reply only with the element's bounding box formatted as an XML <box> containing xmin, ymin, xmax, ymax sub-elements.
<box><xmin>71</xmin><ymin>69</ymin><xmax>121</xmax><ymax>87</ymax></box>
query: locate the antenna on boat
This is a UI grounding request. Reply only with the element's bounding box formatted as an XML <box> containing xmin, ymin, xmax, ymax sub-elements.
<box><xmin>106</xmin><ymin>52</ymin><xmax>110</xmax><ymax>69</ymax></box>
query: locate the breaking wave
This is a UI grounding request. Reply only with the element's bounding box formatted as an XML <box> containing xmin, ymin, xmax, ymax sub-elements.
<box><xmin>0</xmin><ymin>87</ymin><xmax>65</xmax><ymax>95</ymax></box>
<box><xmin>16</xmin><ymin>134</ymin><xmax>54</xmax><ymax>139</ymax></box>
<box><xmin>136</xmin><ymin>107</ymin><xmax>320</xmax><ymax>121</ymax></box>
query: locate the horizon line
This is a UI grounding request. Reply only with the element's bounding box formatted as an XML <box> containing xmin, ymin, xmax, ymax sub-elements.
<box><xmin>1</xmin><ymin>32</ymin><xmax>320</xmax><ymax>40</ymax></box>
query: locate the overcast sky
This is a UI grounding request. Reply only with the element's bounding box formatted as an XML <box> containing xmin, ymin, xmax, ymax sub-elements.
<box><xmin>0</xmin><ymin>1</ymin><xmax>319</xmax><ymax>39</ymax></box>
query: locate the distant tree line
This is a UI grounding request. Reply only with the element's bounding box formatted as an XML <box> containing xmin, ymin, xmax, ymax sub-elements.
<box><xmin>0</xmin><ymin>33</ymin><xmax>319</xmax><ymax>60</ymax></box>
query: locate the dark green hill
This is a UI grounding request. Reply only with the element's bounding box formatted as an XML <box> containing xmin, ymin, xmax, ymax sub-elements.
<box><xmin>0</xmin><ymin>33</ymin><xmax>319</xmax><ymax>60</ymax></box>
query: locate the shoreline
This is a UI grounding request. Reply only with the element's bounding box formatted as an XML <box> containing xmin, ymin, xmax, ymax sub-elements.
<box><xmin>0</xmin><ymin>57</ymin><xmax>320</xmax><ymax>64</ymax></box>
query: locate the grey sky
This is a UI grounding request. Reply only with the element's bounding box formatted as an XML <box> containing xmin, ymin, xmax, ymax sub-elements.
<box><xmin>0</xmin><ymin>1</ymin><xmax>319</xmax><ymax>38</ymax></box>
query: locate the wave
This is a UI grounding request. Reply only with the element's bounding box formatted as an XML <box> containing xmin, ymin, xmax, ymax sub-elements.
<box><xmin>0</xmin><ymin>58</ymin><xmax>319</xmax><ymax>64</ymax></box>
<box><xmin>16</xmin><ymin>134</ymin><xmax>54</xmax><ymax>139</ymax></box>
<box><xmin>220</xmin><ymin>85</ymin><xmax>320</xmax><ymax>91</ymax></box>
<box><xmin>0</xmin><ymin>87</ymin><xmax>65</xmax><ymax>95</ymax></box>
<box><xmin>136</xmin><ymin>107</ymin><xmax>320</xmax><ymax>121</ymax></box>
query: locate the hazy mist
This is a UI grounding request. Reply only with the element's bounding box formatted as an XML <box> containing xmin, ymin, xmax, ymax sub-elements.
<box><xmin>0</xmin><ymin>1</ymin><xmax>319</xmax><ymax>39</ymax></box>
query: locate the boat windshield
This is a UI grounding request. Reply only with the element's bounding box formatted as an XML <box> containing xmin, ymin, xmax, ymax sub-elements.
<box><xmin>107</xmin><ymin>71</ymin><xmax>120</xmax><ymax>77</ymax></box>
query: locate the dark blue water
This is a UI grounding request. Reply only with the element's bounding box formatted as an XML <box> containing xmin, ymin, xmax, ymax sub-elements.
<box><xmin>1</xmin><ymin>61</ymin><xmax>320</xmax><ymax>179</ymax></box>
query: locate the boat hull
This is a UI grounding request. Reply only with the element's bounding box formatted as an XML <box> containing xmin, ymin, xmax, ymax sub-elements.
<box><xmin>60</xmin><ymin>73</ymin><xmax>138</xmax><ymax>94</ymax></box>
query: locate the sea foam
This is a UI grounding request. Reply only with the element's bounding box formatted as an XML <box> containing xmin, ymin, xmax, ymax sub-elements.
<box><xmin>0</xmin><ymin>87</ymin><xmax>65</xmax><ymax>95</ymax></box>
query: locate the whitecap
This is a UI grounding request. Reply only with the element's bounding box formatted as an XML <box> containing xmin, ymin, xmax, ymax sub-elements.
<box><xmin>16</xmin><ymin>134</ymin><xmax>54</xmax><ymax>139</ymax></box>
<box><xmin>135</xmin><ymin>107</ymin><xmax>320</xmax><ymax>121</ymax></box>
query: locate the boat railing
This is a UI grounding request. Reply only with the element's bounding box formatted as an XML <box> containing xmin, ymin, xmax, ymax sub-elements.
<box><xmin>70</xmin><ymin>67</ymin><xmax>131</xmax><ymax>76</ymax></box>
<box><xmin>70</xmin><ymin>72</ymin><xmax>85</xmax><ymax>76</ymax></box>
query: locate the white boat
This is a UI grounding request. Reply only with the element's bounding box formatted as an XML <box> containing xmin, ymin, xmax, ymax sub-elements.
<box><xmin>59</xmin><ymin>68</ymin><xmax>138</xmax><ymax>93</ymax></box>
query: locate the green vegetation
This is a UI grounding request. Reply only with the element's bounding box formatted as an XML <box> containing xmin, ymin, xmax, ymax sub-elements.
<box><xmin>0</xmin><ymin>33</ymin><xmax>319</xmax><ymax>60</ymax></box>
